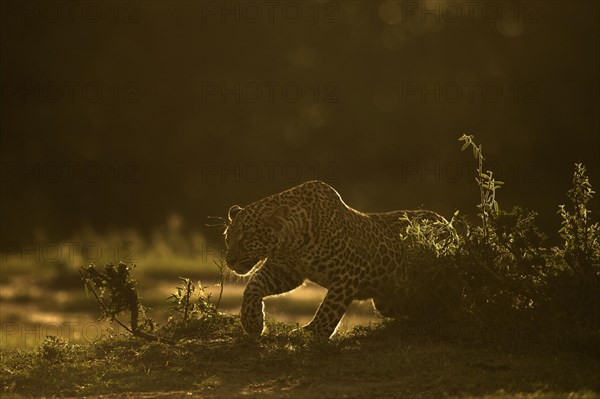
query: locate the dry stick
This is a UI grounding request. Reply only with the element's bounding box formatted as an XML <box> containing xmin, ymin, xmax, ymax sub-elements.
<box><xmin>184</xmin><ymin>278</ymin><xmax>193</xmax><ymax>321</ymax></box>
<box><xmin>213</xmin><ymin>259</ymin><xmax>225</xmax><ymax>311</ymax></box>
<box><xmin>125</xmin><ymin>288</ymin><xmax>175</xmax><ymax>345</ymax></box>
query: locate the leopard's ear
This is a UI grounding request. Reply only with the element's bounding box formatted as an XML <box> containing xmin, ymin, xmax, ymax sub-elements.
<box><xmin>264</xmin><ymin>205</ymin><xmax>290</xmax><ymax>230</ymax></box>
<box><xmin>228</xmin><ymin>205</ymin><xmax>243</xmax><ymax>223</ymax></box>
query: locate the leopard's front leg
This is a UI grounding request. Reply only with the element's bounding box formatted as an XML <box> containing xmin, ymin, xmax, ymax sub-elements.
<box><xmin>304</xmin><ymin>283</ymin><xmax>356</xmax><ymax>339</ymax></box>
<box><xmin>241</xmin><ymin>261</ymin><xmax>303</xmax><ymax>336</ymax></box>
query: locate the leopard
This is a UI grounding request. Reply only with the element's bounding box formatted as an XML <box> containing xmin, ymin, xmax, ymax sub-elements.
<box><xmin>223</xmin><ymin>180</ymin><xmax>448</xmax><ymax>339</ymax></box>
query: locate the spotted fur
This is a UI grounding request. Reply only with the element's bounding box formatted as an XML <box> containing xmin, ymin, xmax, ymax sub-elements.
<box><xmin>224</xmin><ymin>180</ymin><xmax>446</xmax><ymax>338</ymax></box>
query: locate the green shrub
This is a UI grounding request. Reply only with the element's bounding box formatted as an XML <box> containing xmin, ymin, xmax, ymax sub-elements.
<box><xmin>395</xmin><ymin>137</ymin><xmax>599</xmax><ymax>339</ymax></box>
<box><xmin>547</xmin><ymin>163</ymin><xmax>600</xmax><ymax>330</ymax></box>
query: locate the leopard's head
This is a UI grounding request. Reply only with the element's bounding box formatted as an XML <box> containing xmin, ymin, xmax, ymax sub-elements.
<box><xmin>223</xmin><ymin>203</ymin><xmax>290</xmax><ymax>275</ymax></box>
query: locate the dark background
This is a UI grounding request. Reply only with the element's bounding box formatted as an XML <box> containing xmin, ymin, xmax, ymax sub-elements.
<box><xmin>1</xmin><ymin>0</ymin><xmax>598</xmax><ymax>246</ymax></box>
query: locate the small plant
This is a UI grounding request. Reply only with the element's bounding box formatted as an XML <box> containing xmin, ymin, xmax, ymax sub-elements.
<box><xmin>38</xmin><ymin>336</ymin><xmax>75</xmax><ymax>364</ymax></box>
<box><xmin>550</xmin><ymin>163</ymin><xmax>600</xmax><ymax>329</ymax></box>
<box><xmin>166</xmin><ymin>277</ymin><xmax>219</xmax><ymax>322</ymax></box>
<box><xmin>557</xmin><ymin>163</ymin><xmax>600</xmax><ymax>276</ymax></box>
<box><xmin>80</xmin><ymin>262</ymin><xmax>172</xmax><ymax>344</ymax></box>
<box><xmin>167</xmin><ymin>277</ymin><xmax>196</xmax><ymax>322</ymax></box>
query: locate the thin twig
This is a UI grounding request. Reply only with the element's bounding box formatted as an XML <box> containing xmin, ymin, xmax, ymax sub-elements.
<box><xmin>213</xmin><ymin>259</ymin><xmax>225</xmax><ymax>311</ymax></box>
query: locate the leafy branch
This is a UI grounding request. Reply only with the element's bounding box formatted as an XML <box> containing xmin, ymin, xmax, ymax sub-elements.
<box><xmin>558</xmin><ymin>163</ymin><xmax>599</xmax><ymax>280</ymax></box>
<box><xmin>459</xmin><ymin>134</ymin><xmax>504</xmax><ymax>237</ymax></box>
<box><xmin>80</xmin><ymin>262</ymin><xmax>174</xmax><ymax>344</ymax></box>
